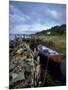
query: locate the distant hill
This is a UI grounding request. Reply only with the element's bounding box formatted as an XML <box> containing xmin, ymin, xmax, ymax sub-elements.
<box><xmin>35</xmin><ymin>24</ymin><xmax>66</xmax><ymax>36</ymax></box>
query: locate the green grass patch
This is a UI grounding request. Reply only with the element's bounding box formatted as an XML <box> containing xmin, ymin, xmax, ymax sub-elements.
<box><xmin>39</xmin><ymin>35</ymin><xmax>66</xmax><ymax>53</ymax></box>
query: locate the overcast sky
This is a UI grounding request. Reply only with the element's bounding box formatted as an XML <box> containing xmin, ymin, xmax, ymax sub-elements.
<box><xmin>9</xmin><ymin>1</ymin><xmax>66</xmax><ymax>34</ymax></box>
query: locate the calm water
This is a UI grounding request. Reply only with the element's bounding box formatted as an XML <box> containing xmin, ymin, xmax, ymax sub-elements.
<box><xmin>9</xmin><ymin>34</ymin><xmax>31</xmax><ymax>41</ymax></box>
<box><xmin>9</xmin><ymin>34</ymin><xmax>15</xmax><ymax>41</ymax></box>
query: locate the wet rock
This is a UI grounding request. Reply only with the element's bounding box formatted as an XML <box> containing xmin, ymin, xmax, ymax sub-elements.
<box><xmin>9</xmin><ymin>40</ymin><xmax>36</xmax><ymax>88</ymax></box>
<box><xmin>12</xmin><ymin>73</ymin><xmax>18</xmax><ymax>79</ymax></box>
<box><xmin>16</xmin><ymin>48</ymin><xmax>23</xmax><ymax>54</ymax></box>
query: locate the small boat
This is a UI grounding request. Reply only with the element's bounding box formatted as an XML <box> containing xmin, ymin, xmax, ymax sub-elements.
<box><xmin>37</xmin><ymin>44</ymin><xmax>64</xmax><ymax>62</ymax></box>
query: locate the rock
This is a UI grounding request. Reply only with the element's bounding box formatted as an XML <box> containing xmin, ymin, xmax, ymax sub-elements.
<box><xmin>12</xmin><ymin>73</ymin><xmax>18</xmax><ymax>79</ymax></box>
<box><xmin>10</xmin><ymin>71</ymin><xmax>25</xmax><ymax>86</ymax></box>
<box><xmin>9</xmin><ymin>63</ymin><xmax>15</xmax><ymax>71</ymax></box>
<box><xmin>9</xmin><ymin>41</ymin><xmax>36</xmax><ymax>88</ymax></box>
<box><xmin>16</xmin><ymin>48</ymin><xmax>23</xmax><ymax>54</ymax></box>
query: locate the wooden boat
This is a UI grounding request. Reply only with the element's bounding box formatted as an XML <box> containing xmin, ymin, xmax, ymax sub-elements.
<box><xmin>37</xmin><ymin>44</ymin><xmax>64</xmax><ymax>62</ymax></box>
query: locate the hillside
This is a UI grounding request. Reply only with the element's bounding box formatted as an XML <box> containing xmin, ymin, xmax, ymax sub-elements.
<box><xmin>35</xmin><ymin>24</ymin><xmax>66</xmax><ymax>36</ymax></box>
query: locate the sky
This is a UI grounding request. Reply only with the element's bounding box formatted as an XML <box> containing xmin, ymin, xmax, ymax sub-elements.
<box><xmin>9</xmin><ymin>1</ymin><xmax>66</xmax><ymax>34</ymax></box>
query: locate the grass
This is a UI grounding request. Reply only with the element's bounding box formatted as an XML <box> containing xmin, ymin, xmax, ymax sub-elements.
<box><xmin>39</xmin><ymin>35</ymin><xmax>66</xmax><ymax>53</ymax></box>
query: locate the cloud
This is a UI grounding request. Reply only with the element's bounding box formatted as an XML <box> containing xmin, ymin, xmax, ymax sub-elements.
<box><xmin>9</xmin><ymin>2</ymin><xmax>66</xmax><ymax>34</ymax></box>
<box><xmin>9</xmin><ymin>4</ymin><xmax>31</xmax><ymax>25</ymax></box>
<box><xmin>46</xmin><ymin>9</ymin><xmax>59</xmax><ymax>19</ymax></box>
<box><xmin>9</xmin><ymin>22</ymin><xmax>54</xmax><ymax>34</ymax></box>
